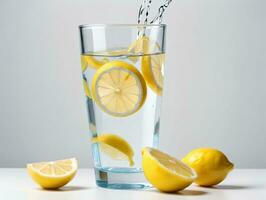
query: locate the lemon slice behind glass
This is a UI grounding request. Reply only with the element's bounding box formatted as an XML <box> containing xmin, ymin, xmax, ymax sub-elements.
<box><xmin>91</xmin><ymin>60</ymin><xmax>147</xmax><ymax>117</ymax></box>
<box><xmin>142</xmin><ymin>147</ymin><xmax>197</xmax><ymax>192</ymax></box>
<box><xmin>27</xmin><ymin>158</ymin><xmax>78</xmax><ymax>189</ymax></box>
<box><xmin>92</xmin><ymin>134</ymin><xmax>134</xmax><ymax>166</ymax></box>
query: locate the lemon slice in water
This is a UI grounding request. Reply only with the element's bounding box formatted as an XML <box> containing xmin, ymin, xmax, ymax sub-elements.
<box><xmin>128</xmin><ymin>36</ymin><xmax>159</xmax><ymax>54</ymax></box>
<box><xmin>27</xmin><ymin>158</ymin><xmax>78</xmax><ymax>189</ymax></box>
<box><xmin>141</xmin><ymin>54</ymin><xmax>164</xmax><ymax>96</ymax></box>
<box><xmin>81</xmin><ymin>54</ymin><xmax>109</xmax><ymax>72</ymax></box>
<box><xmin>92</xmin><ymin>134</ymin><xmax>134</xmax><ymax>166</ymax></box>
<box><xmin>91</xmin><ymin>60</ymin><xmax>147</xmax><ymax>117</ymax></box>
<box><xmin>128</xmin><ymin>36</ymin><xmax>164</xmax><ymax>95</ymax></box>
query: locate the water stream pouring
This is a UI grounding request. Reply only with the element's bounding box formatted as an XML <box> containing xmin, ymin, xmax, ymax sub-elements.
<box><xmin>138</xmin><ymin>0</ymin><xmax>173</xmax><ymax>24</ymax></box>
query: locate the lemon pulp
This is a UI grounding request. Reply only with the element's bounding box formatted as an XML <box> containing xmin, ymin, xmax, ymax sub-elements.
<box><xmin>91</xmin><ymin>60</ymin><xmax>147</xmax><ymax>117</ymax></box>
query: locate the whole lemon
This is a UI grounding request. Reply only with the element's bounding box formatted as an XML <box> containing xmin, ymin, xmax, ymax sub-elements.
<box><xmin>182</xmin><ymin>148</ymin><xmax>234</xmax><ymax>187</ymax></box>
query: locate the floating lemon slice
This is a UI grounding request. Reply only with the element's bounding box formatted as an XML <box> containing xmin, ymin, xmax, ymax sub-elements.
<box><xmin>142</xmin><ymin>54</ymin><xmax>164</xmax><ymax>96</ymax></box>
<box><xmin>27</xmin><ymin>158</ymin><xmax>78</xmax><ymax>189</ymax></box>
<box><xmin>142</xmin><ymin>147</ymin><xmax>197</xmax><ymax>192</ymax></box>
<box><xmin>128</xmin><ymin>36</ymin><xmax>164</xmax><ymax>95</ymax></box>
<box><xmin>92</xmin><ymin>134</ymin><xmax>134</xmax><ymax>166</ymax></box>
<box><xmin>91</xmin><ymin>60</ymin><xmax>147</xmax><ymax>117</ymax></box>
<box><xmin>81</xmin><ymin>55</ymin><xmax>109</xmax><ymax>72</ymax></box>
<box><xmin>128</xmin><ymin>36</ymin><xmax>159</xmax><ymax>54</ymax></box>
<box><xmin>128</xmin><ymin>36</ymin><xmax>157</xmax><ymax>64</ymax></box>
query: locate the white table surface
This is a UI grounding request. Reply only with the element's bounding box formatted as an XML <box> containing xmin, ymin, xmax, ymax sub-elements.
<box><xmin>0</xmin><ymin>169</ymin><xmax>265</xmax><ymax>200</ymax></box>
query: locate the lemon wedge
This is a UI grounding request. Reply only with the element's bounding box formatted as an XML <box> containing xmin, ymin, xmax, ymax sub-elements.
<box><xmin>91</xmin><ymin>60</ymin><xmax>147</xmax><ymax>117</ymax></box>
<box><xmin>81</xmin><ymin>54</ymin><xmax>108</xmax><ymax>72</ymax></box>
<box><xmin>182</xmin><ymin>148</ymin><xmax>234</xmax><ymax>186</ymax></box>
<box><xmin>142</xmin><ymin>147</ymin><xmax>197</xmax><ymax>192</ymax></box>
<box><xmin>128</xmin><ymin>36</ymin><xmax>159</xmax><ymax>54</ymax></box>
<box><xmin>27</xmin><ymin>158</ymin><xmax>78</xmax><ymax>189</ymax></box>
<box><xmin>92</xmin><ymin>134</ymin><xmax>134</xmax><ymax>166</ymax></box>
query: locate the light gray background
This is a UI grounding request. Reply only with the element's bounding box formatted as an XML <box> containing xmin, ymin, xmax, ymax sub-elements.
<box><xmin>0</xmin><ymin>0</ymin><xmax>265</xmax><ymax>168</ymax></box>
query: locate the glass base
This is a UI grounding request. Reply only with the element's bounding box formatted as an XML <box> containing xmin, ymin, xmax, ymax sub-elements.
<box><xmin>94</xmin><ymin>167</ymin><xmax>151</xmax><ymax>189</ymax></box>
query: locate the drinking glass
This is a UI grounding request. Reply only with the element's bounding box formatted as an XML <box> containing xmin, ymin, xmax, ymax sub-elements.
<box><xmin>79</xmin><ymin>24</ymin><xmax>166</xmax><ymax>189</ymax></box>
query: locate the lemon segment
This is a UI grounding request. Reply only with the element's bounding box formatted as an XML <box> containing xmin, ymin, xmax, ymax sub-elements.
<box><xmin>128</xmin><ymin>36</ymin><xmax>164</xmax><ymax>95</ymax></box>
<box><xmin>182</xmin><ymin>148</ymin><xmax>234</xmax><ymax>186</ymax></box>
<box><xmin>128</xmin><ymin>36</ymin><xmax>159</xmax><ymax>54</ymax></box>
<box><xmin>92</xmin><ymin>134</ymin><xmax>134</xmax><ymax>166</ymax></box>
<box><xmin>27</xmin><ymin>158</ymin><xmax>78</xmax><ymax>189</ymax></box>
<box><xmin>91</xmin><ymin>60</ymin><xmax>147</xmax><ymax>117</ymax></box>
<box><xmin>128</xmin><ymin>36</ymin><xmax>159</xmax><ymax>63</ymax></box>
<box><xmin>81</xmin><ymin>55</ymin><xmax>108</xmax><ymax>72</ymax></box>
<box><xmin>141</xmin><ymin>54</ymin><xmax>164</xmax><ymax>96</ymax></box>
<box><xmin>142</xmin><ymin>147</ymin><xmax>197</xmax><ymax>192</ymax></box>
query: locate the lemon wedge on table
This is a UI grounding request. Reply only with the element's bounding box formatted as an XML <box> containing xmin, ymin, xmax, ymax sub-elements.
<box><xmin>142</xmin><ymin>147</ymin><xmax>197</xmax><ymax>192</ymax></box>
<box><xmin>92</xmin><ymin>134</ymin><xmax>134</xmax><ymax>166</ymax></box>
<box><xmin>27</xmin><ymin>158</ymin><xmax>78</xmax><ymax>189</ymax></box>
<box><xmin>91</xmin><ymin>60</ymin><xmax>147</xmax><ymax>117</ymax></box>
<box><xmin>182</xmin><ymin>147</ymin><xmax>234</xmax><ymax>186</ymax></box>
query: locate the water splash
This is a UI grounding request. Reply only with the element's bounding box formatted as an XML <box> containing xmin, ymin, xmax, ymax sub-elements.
<box><xmin>138</xmin><ymin>0</ymin><xmax>173</xmax><ymax>24</ymax></box>
<box><xmin>138</xmin><ymin>0</ymin><xmax>153</xmax><ymax>24</ymax></box>
<box><xmin>150</xmin><ymin>0</ymin><xmax>173</xmax><ymax>24</ymax></box>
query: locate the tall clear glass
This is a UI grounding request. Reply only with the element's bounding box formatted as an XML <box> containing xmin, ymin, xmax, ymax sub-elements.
<box><xmin>79</xmin><ymin>24</ymin><xmax>166</xmax><ymax>189</ymax></box>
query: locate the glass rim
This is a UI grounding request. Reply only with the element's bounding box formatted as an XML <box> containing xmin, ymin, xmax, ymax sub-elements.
<box><xmin>79</xmin><ymin>23</ymin><xmax>166</xmax><ymax>29</ymax></box>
